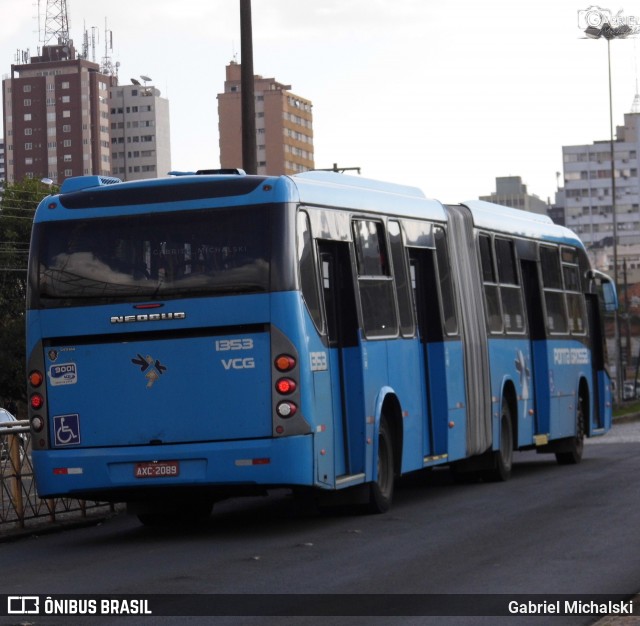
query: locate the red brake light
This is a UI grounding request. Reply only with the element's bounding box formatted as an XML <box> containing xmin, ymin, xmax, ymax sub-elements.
<box><xmin>274</xmin><ymin>354</ymin><xmax>296</xmax><ymax>372</ymax></box>
<box><xmin>30</xmin><ymin>393</ymin><xmax>44</xmax><ymax>410</ymax></box>
<box><xmin>29</xmin><ymin>370</ymin><xmax>44</xmax><ymax>387</ymax></box>
<box><xmin>275</xmin><ymin>378</ymin><xmax>296</xmax><ymax>395</ymax></box>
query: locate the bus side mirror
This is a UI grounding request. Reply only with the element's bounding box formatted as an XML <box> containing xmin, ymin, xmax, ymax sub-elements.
<box><xmin>601</xmin><ymin>281</ymin><xmax>618</xmax><ymax>312</ymax></box>
<box><xmin>587</xmin><ymin>269</ymin><xmax>618</xmax><ymax>312</ymax></box>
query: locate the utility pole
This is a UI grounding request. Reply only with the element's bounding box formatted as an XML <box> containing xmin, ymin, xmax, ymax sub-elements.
<box><xmin>240</xmin><ymin>0</ymin><xmax>257</xmax><ymax>175</ymax></box>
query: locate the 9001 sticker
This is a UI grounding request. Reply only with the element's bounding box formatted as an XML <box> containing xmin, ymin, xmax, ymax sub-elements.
<box><xmin>48</xmin><ymin>363</ymin><xmax>78</xmax><ymax>386</ymax></box>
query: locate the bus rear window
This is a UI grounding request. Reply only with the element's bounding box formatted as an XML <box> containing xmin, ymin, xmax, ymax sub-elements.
<box><xmin>31</xmin><ymin>207</ymin><xmax>271</xmax><ymax>308</ymax></box>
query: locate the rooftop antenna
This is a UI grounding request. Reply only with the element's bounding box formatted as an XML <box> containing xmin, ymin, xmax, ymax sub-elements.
<box><xmin>101</xmin><ymin>19</ymin><xmax>117</xmax><ymax>76</ymax></box>
<box><xmin>81</xmin><ymin>22</ymin><xmax>88</xmax><ymax>59</ymax></box>
<box><xmin>91</xmin><ymin>25</ymin><xmax>98</xmax><ymax>63</ymax></box>
<box><xmin>632</xmin><ymin>39</ymin><xmax>640</xmax><ymax>113</ymax></box>
<box><xmin>140</xmin><ymin>75</ymin><xmax>152</xmax><ymax>85</ymax></box>
<box><xmin>41</xmin><ymin>0</ymin><xmax>70</xmax><ymax>46</ymax></box>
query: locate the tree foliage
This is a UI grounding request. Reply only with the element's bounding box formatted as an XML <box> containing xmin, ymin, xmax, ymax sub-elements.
<box><xmin>0</xmin><ymin>178</ymin><xmax>54</xmax><ymax>408</ymax></box>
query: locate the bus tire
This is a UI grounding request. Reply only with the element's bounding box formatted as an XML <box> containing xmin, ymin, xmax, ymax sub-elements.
<box><xmin>556</xmin><ymin>395</ymin><xmax>585</xmax><ymax>465</ymax></box>
<box><xmin>367</xmin><ymin>416</ymin><xmax>394</xmax><ymax>513</ymax></box>
<box><xmin>484</xmin><ymin>400</ymin><xmax>513</xmax><ymax>482</ymax></box>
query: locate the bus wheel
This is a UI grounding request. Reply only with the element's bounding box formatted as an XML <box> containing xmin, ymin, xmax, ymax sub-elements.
<box><xmin>556</xmin><ymin>395</ymin><xmax>585</xmax><ymax>465</ymax></box>
<box><xmin>484</xmin><ymin>400</ymin><xmax>513</xmax><ymax>482</ymax></box>
<box><xmin>367</xmin><ymin>416</ymin><xmax>394</xmax><ymax>513</ymax></box>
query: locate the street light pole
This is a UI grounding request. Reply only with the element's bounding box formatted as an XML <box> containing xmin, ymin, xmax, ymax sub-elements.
<box><xmin>607</xmin><ymin>38</ymin><xmax>618</xmax><ymax>297</ymax></box>
<box><xmin>584</xmin><ymin>22</ymin><xmax>631</xmax><ymax>402</ymax></box>
<box><xmin>606</xmin><ymin>36</ymin><xmax>623</xmax><ymax>402</ymax></box>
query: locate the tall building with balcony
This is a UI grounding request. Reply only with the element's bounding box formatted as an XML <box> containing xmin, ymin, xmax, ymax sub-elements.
<box><xmin>217</xmin><ymin>61</ymin><xmax>314</xmax><ymax>175</ymax></box>
<box><xmin>2</xmin><ymin>43</ymin><xmax>115</xmax><ymax>184</ymax></box>
<box><xmin>109</xmin><ymin>82</ymin><xmax>171</xmax><ymax>181</ymax></box>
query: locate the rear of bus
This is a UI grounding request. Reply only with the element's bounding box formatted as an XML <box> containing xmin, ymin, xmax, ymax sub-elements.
<box><xmin>26</xmin><ymin>172</ymin><xmax>316</xmax><ymax>520</ymax></box>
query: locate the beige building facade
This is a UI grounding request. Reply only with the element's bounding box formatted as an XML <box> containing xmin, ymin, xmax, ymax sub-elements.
<box><xmin>217</xmin><ymin>62</ymin><xmax>313</xmax><ymax>175</ymax></box>
<box><xmin>109</xmin><ymin>83</ymin><xmax>171</xmax><ymax>181</ymax></box>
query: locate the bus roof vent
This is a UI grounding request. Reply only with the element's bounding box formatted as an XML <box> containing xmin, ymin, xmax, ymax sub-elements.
<box><xmin>60</xmin><ymin>175</ymin><xmax>122</xmax><ymax>194</ymax></box>
<box><xmin>195</xmin><ymin>168</ymin><xmax>246</xmax><ymax>176</ymax></box>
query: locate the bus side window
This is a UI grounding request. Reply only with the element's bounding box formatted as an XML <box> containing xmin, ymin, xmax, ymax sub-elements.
<box><xmin>296</xmin><ymin>211</ymin><xmax>324</xmax><ymax>333</ymax></box>
<box><xmin>540</xmin><ymin>245</ymin><xmax>568</xmax><ymax>335</ymax></box>
<box><xmin>388</xmin><ymin>220</ymin><xmax>415</xmax><ymax>337</ymax></box>
<box><xmin>434</xmin><ymin>227</ymin><xmax>458</xmax><ymax>336</ymax></box>
<box><xmin>495</xmin><ymin>237</ymin><xmax>525</xmax><ymax>334</ymax></box>
<box><xmin>478</xmin><ymin>233</ymin><xmax>503</xmax><ymax>333</ymax></box>
<box><xmin>561</xmin><ymin>247</ymin><xmax>587</xmax><ymax>335</ymax></box>
<box><xmin>353</xmin><ymin>219</ymin><xmax>398</xmax><ymax>338</ymax></box>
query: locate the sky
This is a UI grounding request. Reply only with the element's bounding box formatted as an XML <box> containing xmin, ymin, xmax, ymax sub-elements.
<box><xmin>2</xmin><ymin>0</ymin><xmax>640</xmax><ymax>204</ymax></box>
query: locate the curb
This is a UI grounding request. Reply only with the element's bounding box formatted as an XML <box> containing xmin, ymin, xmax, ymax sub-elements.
<box><xmin>0</xmin><ymin>511</ymin><xmax>119</xmax><ymax>544</ymax></box>
<box><xmin>612</xmin><ymin>412</ymin><xmax>640</xmax><ymax>424</ymax></box>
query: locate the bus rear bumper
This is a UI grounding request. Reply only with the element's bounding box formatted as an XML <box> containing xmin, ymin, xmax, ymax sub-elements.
<box><xmin>32</xmin><ymin>435</ymin><xmax>314</xmax><ymax>500</ymax></box>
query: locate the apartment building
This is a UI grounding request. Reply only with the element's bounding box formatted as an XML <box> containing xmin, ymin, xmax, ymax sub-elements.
<box><xmin>563</xmin><ymin>112</ymin><xmax>640</xmax><ymax>248</ymax></box>
<box><xmin>2</xmin><ymin>43</ymin><xmax>114</xmax><ymax>184</ymax></box>
<box><xmin>109</xmin><ymin>82</ymin><xmax>171</xmax><ymax>181</ymax></box>
<box><xmin>217</xmin><ymin>61</ymin><xmax>313</xmax><ymax>175</ymax></box>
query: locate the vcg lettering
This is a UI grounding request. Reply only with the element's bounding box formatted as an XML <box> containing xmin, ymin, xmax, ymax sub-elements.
<box><xmin>221</xmin><ymin>357</ymin><xmax>255</xmax><ymax>370</ymax></box>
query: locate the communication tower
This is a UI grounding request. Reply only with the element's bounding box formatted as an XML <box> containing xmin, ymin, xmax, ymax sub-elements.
<box><xmin>40</xmin><ymin>0</ymin><xmax>70</xmax><ymax>46</ymax></box>
<box><xmin>101</xmin><ymin>20</ymin><xmax>118</xmax><ymax>78</ymax></box>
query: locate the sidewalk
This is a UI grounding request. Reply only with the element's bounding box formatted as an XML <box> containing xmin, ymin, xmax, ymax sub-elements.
<box><xmin>0</xmin><ymin>505</ymin><xmax>122</xmax><ymax>543</ymax></box>
<box><xmin>612</xmin><ymin>411</ymin><xmax>640</xmax><ymax>424</ymax></box>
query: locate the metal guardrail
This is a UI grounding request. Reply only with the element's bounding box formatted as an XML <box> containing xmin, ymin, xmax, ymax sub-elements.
<box><xmin>1</xmin><ymin>423</ymin><xmax>116</xmax><ymax>535</ymax></box>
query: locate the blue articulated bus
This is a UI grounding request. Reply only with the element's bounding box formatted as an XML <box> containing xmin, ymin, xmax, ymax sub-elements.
<box><xmin>25</xmin><ymin>170</ymin><xmax>617</xmax><ymax>524</ymax></box>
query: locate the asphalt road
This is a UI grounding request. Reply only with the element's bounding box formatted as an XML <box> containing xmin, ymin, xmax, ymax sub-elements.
<box><xmin>1</xmin><ymin>422</ymin><xmax>639</xmax><ymax>626</ymax></box>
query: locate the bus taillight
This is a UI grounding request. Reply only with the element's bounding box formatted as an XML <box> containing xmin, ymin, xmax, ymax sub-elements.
<box><xmin>274</xmin><ymin>354</ymin><xmax>296</xmax><ymax>372</ymax></box>
<box><xmin>275</xmin><ymin>378</ymin><xmax>297</xmax><ymax>395</ymax></box>
<box><xmin>271</xmin><ymin>328</ymin><xmax>309</xmax><ymax>437</ymax></box>
<box><xmin>30</xmin><ymin>393</ymin><xmax>44</xmax><ymax>410</ymax></box>
<box><xmin>29</xmin><ymin>370</ymin><xmax>44</xmax><ymax>387</ymax></box>
<box><xmin>276</xmin><ymin>401</ymin><xmax>297</xmax><ymax>418</ymax></box>
<box><xmin>31</xmin><ymin>415</ymin><xmax>45</xmax><ymax>433</ymax></box>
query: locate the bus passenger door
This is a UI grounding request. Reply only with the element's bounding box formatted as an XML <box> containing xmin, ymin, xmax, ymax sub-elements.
<box><xmin>318</xmin><ymin>241</ymin><xmax>362</xmax><ymax>479</ymax></box>
<box><xmin>520</xmin><ymin>258</ymin><xmax>543</xmax><ymax>440</ymax></box>
<box><xmin>409</xmin><ymin>244</ymin><xmax>464</xmax><ymax>460</ymax></box>
<box><xmin>408</xmin><ymin>249</ymin><xmax>438</xmax><ymax>458</ymax></box>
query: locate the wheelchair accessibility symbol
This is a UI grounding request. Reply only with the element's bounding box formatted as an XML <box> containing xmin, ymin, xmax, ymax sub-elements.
<box><xmin>53</xmin><ymin>414</ymin><xmax>81</xmax><ymax>446</ymax></box>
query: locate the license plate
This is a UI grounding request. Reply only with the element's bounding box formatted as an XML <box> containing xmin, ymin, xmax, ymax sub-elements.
<box><xmin>134</xmin><ymin>460</ymin><xmax>180</xmax><ymax>479</ymax></box>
